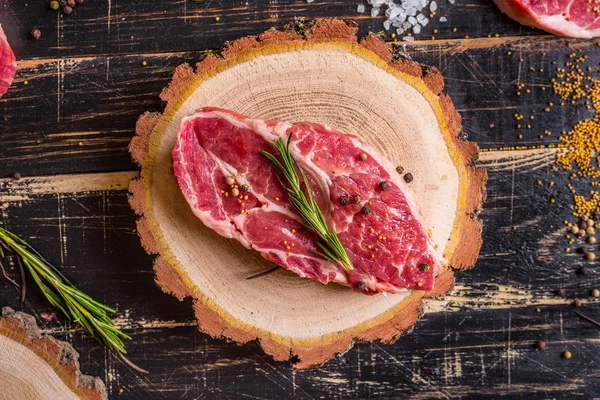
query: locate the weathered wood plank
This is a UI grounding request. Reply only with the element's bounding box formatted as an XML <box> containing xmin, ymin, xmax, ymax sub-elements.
<box><xmin>0</xmin><ymin>149</ymin><xmax>597</xmax><ymax>323</ymax></box>
<box><xmin>0</xmin><ymin>160</ymin><xmax>598</xmax><ymax>398</ymax></box>
<box><xmin>1</xmin><ymin>36</ymin><xmax>594</xmax><ymax>178</ymax></box>
<box><xmin>1</xmin><ymin>0</ymin><xmax>536</xmax><ymax>59</ymax></box>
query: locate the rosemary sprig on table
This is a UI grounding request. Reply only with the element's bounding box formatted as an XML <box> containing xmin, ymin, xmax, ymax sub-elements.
<box><xmin>261</xmin><ymin>134</ymin><xmax>354</xmax><ymax>271</ymax></box>
<box><xmin>0</xmin><ymin>224</ymin><xmax>147</xmax><ymax>373</ymax></box>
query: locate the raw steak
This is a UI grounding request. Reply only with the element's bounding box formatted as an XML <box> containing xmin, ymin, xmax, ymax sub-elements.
<box><xmin>173</xmin><ymin>107</ymin><xmax>447</xmax><ymax>294</ymax></box>
<box><xmin>494</xmin><ymin>0</ymin><xmax>600</xmax><ymax>38</ymax></box>
<box><xmin>0</xmin><ymin>24</ymin><xmax>16</xmax><ymax>98</ymax></box>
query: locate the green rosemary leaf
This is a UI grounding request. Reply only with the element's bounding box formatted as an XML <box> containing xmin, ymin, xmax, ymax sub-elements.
<box><xmin>261</xmin><ymin>134</ymin><xmax>354</xmax><ymax>271</ymax></box>
<box><xmin>0</xmin><ymin>223</ymin><xmax>136</xmax><ymax>362</ymax></box>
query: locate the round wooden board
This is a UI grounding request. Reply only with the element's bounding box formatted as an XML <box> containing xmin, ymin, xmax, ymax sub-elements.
<box><xmin>128</xmin><ymin>19</ymin><xmax>487</xmax><ymax>368</ymax></box>
<box><xmin>0</xmin><ymin>308</ymin><xmax>107</xmax><ymax>400</ymax></box>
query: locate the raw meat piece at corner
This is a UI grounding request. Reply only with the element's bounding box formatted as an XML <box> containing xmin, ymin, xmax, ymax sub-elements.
<box><xmin>0</xmin><ymin>24</ymin><xmax>16</xmax><ymax>98</ymax></box>
<box><xmin>494</xmin><ymin>0</ymin><xmax>600</xmax><ymax>38</ymax></box>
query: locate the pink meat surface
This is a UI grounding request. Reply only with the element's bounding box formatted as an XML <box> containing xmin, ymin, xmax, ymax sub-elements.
<box><xmin>172</xmin><ymin>107</ymin><xmax>447</xmax><ymax>294</ymax></box>
<box><xmin>494</xmin><ymin>0</ymin><xmax>600</xmax><ymax>38</ymax></box>
<box><xmin>0</xmin><ymin>24</ymin><xmax>16</xmax><ymax>98</ymax></box>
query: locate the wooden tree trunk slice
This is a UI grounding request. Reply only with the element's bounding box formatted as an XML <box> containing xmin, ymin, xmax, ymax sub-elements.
<box><xmin>128</xmin><ymin>19</ymin><xmax>487</xmax><ymax>368</ymax></box>
<box><xmin>0</xmin><ymin>308</ymin><xmax>107</xmax><ymax>400</ymax></box>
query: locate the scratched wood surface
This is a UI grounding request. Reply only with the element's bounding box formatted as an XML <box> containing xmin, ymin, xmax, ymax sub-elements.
<box><xmin>1</xmin><ymin>1</ymin><xmax>599</xmax><ymax>399</ymax></box>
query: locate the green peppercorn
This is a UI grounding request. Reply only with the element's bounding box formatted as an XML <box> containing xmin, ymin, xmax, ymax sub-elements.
<box><xmin>50</xmin><ymin>0</ymin><xmax>60</xmax><ymax>10</ymax></box>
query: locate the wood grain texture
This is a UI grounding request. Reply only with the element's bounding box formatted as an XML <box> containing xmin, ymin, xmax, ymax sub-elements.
<box><xmin>128</xmin><ymin>19</ymin><xmax>484</xmax><ymax>368</ymax></box>
<box><xmin>0</xmin><ymin>0</ymin><xmax>599</xmax><ymax>397</ymax></box>
<box><xmin>0</xmin><ymin>0</ymin><xmax>536</xmax><ymax>60</ymax></box>
<box><xmin>0</xmin><ymin>35</ymin><xmax>594</xmax><ymax>178</ymax></box>
<box><xmin>0</xmin><ymin>308</ymin><xmax>107</xmax><ymax>400</ymax></box>
<box><xmin>0</xmin><ymin>149</ymin><xmax>598</xmax><ymax>397</ymax></box>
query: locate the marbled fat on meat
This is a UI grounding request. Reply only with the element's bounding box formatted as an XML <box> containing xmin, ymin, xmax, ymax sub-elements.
<box><xmin>0</xmin><ymin>24</ymin><xmax>16</xmax><ymax>98</ymax></box>
<box><xmin>494</xmin><ymin>0</ymin><xmax>600</xmax><ymax>38</ymax></box>
<box><xmin>173</xmin><ymin>107</ymin><xmax>447</xmax><ymax>294</ymax></box>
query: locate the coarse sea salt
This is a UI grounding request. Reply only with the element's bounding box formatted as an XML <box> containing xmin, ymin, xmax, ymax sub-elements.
<box><xmin>360</xmin><ymin>0</ymin><xmax>454</xmax><ymax>39</ymax></box>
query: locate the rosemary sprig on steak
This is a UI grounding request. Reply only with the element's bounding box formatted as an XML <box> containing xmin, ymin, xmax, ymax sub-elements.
<box><xmin>0</xmin><ymin>223</ymin><xmax>147</xmax><ymax>373</ymax></box>
<box><xmin>261</xmin><ymin>134</ymin><xmax>354</xmax><ymax>271</ymax></box>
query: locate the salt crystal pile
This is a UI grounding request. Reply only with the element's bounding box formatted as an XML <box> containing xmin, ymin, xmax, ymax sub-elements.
<box><xmin>364</xmin><ymin>0</ymin><xmax>450</xmax><ymax>38</ymax></box>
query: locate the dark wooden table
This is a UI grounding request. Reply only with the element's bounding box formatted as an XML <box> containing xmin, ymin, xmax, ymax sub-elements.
<box><xmin>1</xmin><ymin>1</ymin><xmax>599</xmax><ymax>398</ymax></box>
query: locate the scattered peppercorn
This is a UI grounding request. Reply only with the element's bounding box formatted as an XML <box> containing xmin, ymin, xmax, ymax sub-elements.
<box><xmin>572</xmin><ymin>299</ymin><xmax>583</xmax><ymax>307</ymax></box>
<box><xmin>359</xmin><ymin>153</ymin><xmax>367</xmax><ymax>161</ymax></box>
<box><xmin>50</xmin><ymin>1</ymin><xmax>60</xmax><ymax>10</ymax></box>
<box><xmin>396</xmin><ymin>166</ymin><xmax>404</xmax><ymax>175</ymax></box>
<box><xmin>225</xmin><ymin>176</ymin><xmax>235</xmax><ymax>185</ymax></box>
<box><xmin>141</xmin><ymin>61</ymin><xmax>148</xmax><ymax>67</ymax></box>
<box><xmin>588</xmin><ymin>236</ymin><xmax>597</xmax><ymax>244</ymax></box>
<box><xmin>62</xmin><ymin>5</ymin><xmax>73</xmax><ymax>14</ymax></box>
<box><xmin>419</xmin><ymin>263</ymin><xmax>430</xmax><ymax>272</ymax></box>
<box><xmin>555</xmin><ymin>288</ymin><xmax>566</xmax><ymax>297</ymax></box>
<box><xmin>578</xmin><ymin>266</ymin><xmax>589</xmax><ymax>275</ymax></box>
<box><xmin>241</xmin><ymin>184</ymin><xmax>249</xmax><ymax>192</ymax></box>
<box><xmin>361</xmin><ymin>205</ymin><xmax>371</xmax><ymax>215</ymax></box>
<box><xmin>591</xmin><ymin>289</ymin><xmax>600</xmax><ymax>297</ymax></box>
<box><xmin>578</xmin><ymin>247</ymin><xmax>589</xmax><ymax>255</ymax></box>
<box><xmin>353</xmin><ymin>195</ymin><xmax>361</xmax><ymax>204</ymax></box>
<box><xmin>30</xmin><ymin>29</ymin><xmax>41</xmax><ymax>40</ymax></box>
<box><xmin>231</xmin><ymin>188</ymin><xmax>240</xmax><ymax>197</ymax></box>
<box><xmin>403</xmin><ymin>173</ymin><xmax>414</xmax><ymax>183</ymax></box>
<box><xmin>534</xmin><ymin>341</ymin><xmax>546</xmax><ymax>351</ymax></box>
<box><xmin>379</xmin><ymin>181</ymin><xmax>390</xmax><ymax>191</ymax></box>
<box><xmin>67</xmin><ymin>0</ymin><xmax>76</xmax><ymax>6</ymax></box>
<box><xmin>535</xmin><ymin>307</ymin><xmax>541</xmax><ymax>313</ymax></box>
<box><xmin>562</xmin><ymin>351</ymin><xmax>572</xmax><ymax>359</ymax></box>
<box><xmin>586</xmin><ymin>252</ymin><xmax>596</xmax><ymax>261</ymax></box>
<box><xmin>12</xmin><ymin>172</ymin><xmax>21</xmax><ymax>180</ymax></box>
<box><xmin>339</xmin><ymin>195</ymin><xmax>349</xmax><ymax>205</ymax></box>
<box><xmin>579</xmin><ymin>220</ymin><xmax>588</xmax><ymax>229</ymax></box>
<box><xmin>356</xmin><ymin>281</ymin><xmax>367</xmax><ymax>292</ymax></box>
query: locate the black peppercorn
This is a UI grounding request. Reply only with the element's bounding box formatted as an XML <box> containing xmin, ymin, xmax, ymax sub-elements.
<box><xmin>339</xmin><ymin>195</ymin><xmax>349</xmax><ymax>205</ymax></box>
<box><xmin>356</xmin><ymin>281</ymin><xmax>367</xmax><ymax>292</ymax></box>
<box><xmin>403</xmin><ymin>173</ymin><xmax>414</xmax><ymax>183</ymax></box>
<box><xmin>578</xmin><ymin>247</ymin><xmax>589</xmax><ymax>255</ymax></box>
<box><xmin>12</xmin><ymin>172</ymin><xmax>21</xmax><ymax>180</ymax></box>
<box><xmin>534</xmin><ymin>341</ymin><xmax>546</xmax><ymax>351</ymax></box>
<box><xmin>577</xmin><ymin>266</ymin><xmax>589</xmax><ymax>276</ymax></box>
<box><xmin>362</xmin><ymin>205</ymin><xmax>371</xmax><ymax>215</ymax></box>
<box><xmin>241</xmin><ymin>184</ymin><xmax>249</xmax><ymax>192</ymax></box>
<box><xmin>30</xmin><ymin>29</ymin><xmax>41</xmax><ymax>40</ymax></box>
<box><xmin>419</xmin><ymin>263</ymin><xmax>430</xmax><ymax>272</ymax></box>
<box><xmin>379</xmin><ymin>181</ymin><xmax>390</xmax><ymax>191</ymax></box>
<box><xmin>396</xmin><ymin>166</ymin><xmax>404</xmax><ymax>174</ymax></box>
<box><xmin>578</xmin><ymin>220</ymin><xmax>588</xmax><ymax>229</ymax></box>
<box><xmin>353</xmin><ymin>195</ymin><xmax>361</xmax><ymax>204</ymax></box>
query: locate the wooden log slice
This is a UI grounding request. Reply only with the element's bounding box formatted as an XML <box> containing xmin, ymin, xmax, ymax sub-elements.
<box><xmin>0</xmin><ymin>308</ymin><xmax>107</xmax><ymax>400</ymax></box>
<box><xmin>128</xmin><ymin>19</ymin><xmax>487</xmax><ymax>368</ymax></box>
